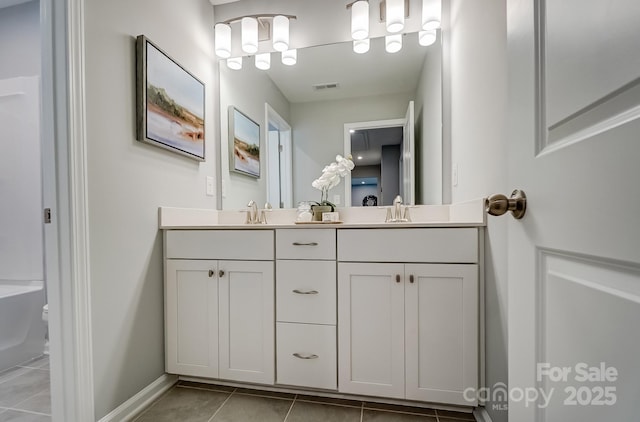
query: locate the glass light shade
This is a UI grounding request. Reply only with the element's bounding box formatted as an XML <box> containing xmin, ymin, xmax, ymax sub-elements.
<box><xmin>351</xmin><ymin>1</ymin><xmax>369</xmax><ymax>41</ymax></box>
<box><xmin>422</xmin><ymin>0</ymin><xmax>441</xmax><ymax>30</ymax></box>
<box><xmin>227</xmin><ymin>57</ymin><xmax>242</xmax><ymax>70</ymax></box>
<box><xmin>353</xmin><ymin>38</ymin><xmax>370</xmax><ymax>54</ymax></box>
<box><xmin>418</xmin><ymin>29</ymin><xmax>437</xmax><ymax>46</ymax></box>
<box><xmin>386</xmin><ymin>0</ymin><xmax>405</xmax><ymax>33</ymax></box>
<box><xmin>241</xmin><ymin>17</ymin><xmax>258</xmax><ymax>54</ymax></box>
<box><xmin>272</xmin><ymin>15</ymin><xmax>289</xmax><ymax>52</ymax></box>
<box><xmin>385</xmin><ymin>34</ymin><xmax>402</xmax><ymax>53</ymax></box>
<box><xmin>214</xmin><ymin>23</ymin><xmax>231</xmax><ymax>58</ymax></box>
<box><xmin>255</xmin><ymin>52</ymin><xmax>271</xmax><ymax>70</ymax></box>
<box><xmin>281</xmin><ymin>49</ymin><xmax>297</xmax><ymax>66</ymax></box>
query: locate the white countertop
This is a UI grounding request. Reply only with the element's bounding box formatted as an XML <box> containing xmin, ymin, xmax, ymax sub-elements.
<box><xmin>158</xmin><ymin>199</ymin><xmax>487</xmax><ymax>229</ymax></box>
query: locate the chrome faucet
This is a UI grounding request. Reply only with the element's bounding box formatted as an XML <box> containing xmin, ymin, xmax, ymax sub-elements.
<box><xmin>385</xmin><ymin>195</ymin><xmax>411</xmax><ymax>223</ymax></box>
<box><xmin>246</xmin><ymin>200</ymin><xmax>258</xmax><ymax>224</ymax></box>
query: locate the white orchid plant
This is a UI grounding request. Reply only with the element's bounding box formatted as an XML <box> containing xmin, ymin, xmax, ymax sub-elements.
<box><xmin>311</xmin><ymin>154</ymin><xmax>355</xmax><ymax>210</ymax></box>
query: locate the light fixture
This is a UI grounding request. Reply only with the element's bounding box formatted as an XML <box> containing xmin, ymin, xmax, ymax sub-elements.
<box><xmin>350</xmin><ymin>0</ymin><xmax>369</xmax><ymax>40</ymax></box>
<box><xmin>386</xmin><ymin>0</ymin><xmax>405</xmax><ymax>33</ymax></box>
<box><xmin>272</xmin><ymin>15</ymin><xmax>289</xmax><ymax>52</ymax></box>
<box><xmin>282</xmin><ymin>49</ymin><xmax>297</xmax><ymax>66</ymax></box>
<box><xmin>385</xmin><ymin>34</ymin><xmax>402</xmax><ymax>53</ymax></box>
<box><xmin>255</xmin><ymin>52</ymin><xmax>271</xmax><ymax>70</ymax></box>
<box><xmin>361</xmin><ymin>181</ymin><xmax>366</xmax><ymax>184</ymax></box>
<box><xmin>357</xmin><ymin>155</ymin><xmax>363</xmax><ymax>159</ymax></box>
<box><xmin>241</xmin><ymin>17</ymin><xmax>258</xmax><ymax>54</ymax></box>
<box><xmin>214</xmin><ymin>23</ymin><xmax>231</xmax><ymax>58</ymax></box>
<box><xmin>350</xmin><ymin>129</ymin><xmax>355</xmax><ymax>133</ymax></box>
<box><xmin>227</xmin><ymin>57</ymin><xmax>242</xmax><ymax>70</ymax></box>
<box><xmin>353</xmin><ymin>38</ymin><xmax>370</xmax><ymax>54</ymax></box>
<box><xmin>422</xmin><ymin>0</ymin><xmax>441</xmax><ymax>30</ymax></box>
<box><xmin>419</xmin><ymin>29</ymin><xmax>437</xmax><ymax>46</ymax></box>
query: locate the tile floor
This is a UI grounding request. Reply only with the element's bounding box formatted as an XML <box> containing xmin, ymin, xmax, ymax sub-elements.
<box><xmin>0</xmin><ymin>355</ymin><xmax>51</xmax><ymax>422</ymax></box>
<box><xmin>134</xmin><ymin>381</ymin><xmax>477</xmax><ymax>422</ymax></box>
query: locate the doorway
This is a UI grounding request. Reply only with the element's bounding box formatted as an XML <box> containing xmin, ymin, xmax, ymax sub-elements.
<box><xmin>265</xmin><ymin>103</ymin><xmax>292</xmax><ymax>209</ymax></box>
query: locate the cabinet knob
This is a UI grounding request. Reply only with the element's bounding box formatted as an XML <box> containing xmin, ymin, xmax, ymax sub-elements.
<box><xmin>219</xmin><ymin>270</ymin><xmax>225</xmax><ymax>277</ymax></box>
<box><xmin>208</xmin><ymin>270</ymin><xmax>215</xmax><ymax>278</ymax></box>
<box><xmin>396</xmin><ymin>274</ymin><xmax>401</xmax><ymax>283</ymax></box>
<box><xmin>293</xmin><ymin>352</ymin><xmax>319</xmax><ymax>360</ymax></box>
<box><xmin>409</xmin><ymin>274</ymin><xmax>414</xmax><ymax>283</ymax></box>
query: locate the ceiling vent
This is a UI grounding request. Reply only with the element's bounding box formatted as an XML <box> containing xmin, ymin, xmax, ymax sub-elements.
<box><xmin>312</xmin><ymin>82</ymin><xmax>340</xmax><ymax>91</ymax></box>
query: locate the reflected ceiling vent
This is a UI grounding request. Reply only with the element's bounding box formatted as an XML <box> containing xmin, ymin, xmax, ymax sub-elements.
<box><xmin>312</xmin><ymin>82</ymin><xmax>340</xmax><ymax>91</ymax></box>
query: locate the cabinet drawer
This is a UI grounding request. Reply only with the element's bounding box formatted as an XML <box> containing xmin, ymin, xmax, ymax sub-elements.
<box><xmin>276</xmin><ymin>260</ymin><xmax>336</xmax><ymax>325</ymax></box>
<box><xmin>337</xmin><ymin>228</ymin><xmax>478</xmax><ymax>263</ymax></box>
<box><xmin>276</xmin><ymin>323</ymin><xmax>337</xmax><ymax>390</ymax></box>
<box><xmin>165</xmin><ymin>230</ymin><xmax>273</xmax><ymax>260</ymax></box>
<box><xmin>276</xmin><ymin>229</ymin><xmax>336</xmax><ymax>260</ymax></box>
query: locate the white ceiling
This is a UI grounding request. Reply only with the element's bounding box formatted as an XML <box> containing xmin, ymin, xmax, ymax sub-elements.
<box><xmin>265</xmin><ymin>34</ymin><xmax>429</xmax><ymax>103</ymax></box>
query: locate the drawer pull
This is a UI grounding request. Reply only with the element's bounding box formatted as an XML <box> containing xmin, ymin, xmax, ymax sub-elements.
<box><xmin>219</xmin><ymin>270</ymin><xmax>225</xmax><ymax>277</ymax></box>
<box><xmin>292</xmin><ymin>289</ymin><xmax>319</xmax><ymax>295</ymax></box>
<box><xmin>208</xmin><ymin>270</ymin><xmax>215</xmax><ymax>278</ymax></box>
<box><xmin>293</xmin><ymin>352</ymin><xmax>319</xmax><ymax>360</ymax></box>
<box><xmin>292</xmin><ymin>242</ymin><xmax>319</xmax><ymax>246</ymax></box>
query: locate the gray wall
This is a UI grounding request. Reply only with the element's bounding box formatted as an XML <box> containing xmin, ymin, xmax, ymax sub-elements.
<box><xmin>290</xmin><ymin>92</ymin><xmax>412</xmax><ymax>206</ymax></box>
<box><xmin>381</xmin><ymin>144</ymin><xmax>401</xmax><ymax>205</ymax></box>
<box><xmin>450</xmin><ymin>1</ymin><xmax>508</xmax><ymax>421</ymax></box>
<box><xmin>219</xmin><ymin>62</ymin><xmax>290</xmax><ymax>210</ymax></box>
<box><xmin>83</xmin><ymin>0</ymin><xmax>217</xmax><ymax>418</ymax></box>
<box><xmin>0</xmin><ymin>0</ymin><xmax>39</xmax><ymax>78</ymax></box>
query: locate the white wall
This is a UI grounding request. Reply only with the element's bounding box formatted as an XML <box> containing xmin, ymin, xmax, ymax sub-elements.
<box><xmin>83</xmin><ymin>0</ymin><xmax>217</xmax><ymax>418</ymax></box>
<box><xmin>449</xmin><ymin>1</ymin><xmax>508</xmax><ymax>421</ymax></box>
<box><xmin>0</xmin><ymin>0</ymin><xmax>40</xmax><ymax>78</ymax></box>
<box><xmin>219</xmin><ymin>62</ymin><xmax>290</xmax><ymax>209</ymax></box>
<box><xmin>415</xmin><ymin>35</ymin><xmax>443</xmax><ymax>205</ymax></box>
<box><xmin>291</xmin><ymin>92</ymin><xmax>412</xmax><ymax>205</ymax></box>
<box><xmin>0</xmin><ymin>0</ymin><xmax>42</xmax><ymax>281</ymax></box>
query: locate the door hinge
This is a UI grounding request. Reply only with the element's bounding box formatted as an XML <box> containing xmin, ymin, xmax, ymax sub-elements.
<box><xmin>279</xmin><ymin>144</ymin><xmax>283</xmax><ymax>152</ymax></box>
<box><xmin>44</xmin><ymin>208</ymin><xmax>52</xmax><ymax>224</ymax></box>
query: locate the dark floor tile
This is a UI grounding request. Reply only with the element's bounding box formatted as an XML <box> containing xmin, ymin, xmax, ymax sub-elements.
<box><xmin>296</xmin><ymin>394</ymin><xmax>362</xmax><ymax>408</ymax></box>
<box><xmin>211</xmin><ymin>394</ymin><xmax>292</xmax><ymax>422</ymax></box>
<box><xmin>435</xmin><ymin>409</ymin><xmax>476</xmax><ymax>420</ymax></box>
<box><xmin>439</xmin><ymin>418</ymin><xmax>477</xmax><ymax>422</ymax></box>
<box><xmin>0</xmin><ymin>410</ymin><xmax>51</xmax><ymax>422</ymax></box>
<box><xmin>13</xmin><ymin>390</ymin><xmax>51</xmax><ymax>415</ymax></box>
<box><xmin>177</xmin><ymin>381</ymin><xmax>236</xmax><ymax>393</ymax></box>
<box><xmin>363</xmin><ymin>402</ymin><xmax>436</xmax><ymax>416</ymax></box>
<box><xmin>135</xmin><ymin>387</ymin><xmax>229</xmax><ymax>422</ymax></box>
<box><xmin>362</xmin><ymin>409</ymin><xmax>437</xmax><ymax>422</ymax></box>
<box><xmin>0</xmin><ymin>370</ymin><xmax>50</xmax><ymax>407</ymax></box>
<box><xmin>286</xmin><ymin>401</ymin><xmax>361</xmax><ymax>422</ymax></box>
<box><xmin>234</xmin><ymin>387</ymin><xmax>296</xmax><ymax>400</ymax></box>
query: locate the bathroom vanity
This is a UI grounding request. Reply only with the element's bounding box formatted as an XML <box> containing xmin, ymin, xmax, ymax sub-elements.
<box><xmin>160</xmin><ymin>202</ymin><xmax>485</xmax><ymax>409</ymax></box>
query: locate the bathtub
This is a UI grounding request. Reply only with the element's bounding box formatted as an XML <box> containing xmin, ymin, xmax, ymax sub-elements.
<box><xmin>0</xmin><ymin>280</ymin><xmax>46</xmax><ymax>372</ymax></box>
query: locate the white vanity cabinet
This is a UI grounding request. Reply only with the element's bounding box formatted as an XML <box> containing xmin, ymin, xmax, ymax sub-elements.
<box><xmin>275</xmin><ymin>229</ymin><xmax>337</xmax><ymax>390</ymax></box>
<box><xmin>164</xmin><ymin>230</ymin><xmax>275</xmax><ymax>385</ymax></box>
<box><xmin>337</xmin><ymin>229</ymin><xmax>479</xmax><ymax>406</ymax></box>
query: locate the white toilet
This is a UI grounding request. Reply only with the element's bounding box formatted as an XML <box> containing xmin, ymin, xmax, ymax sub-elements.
<box><xmin>42</xmin><ymin>304</ymin><xmax>49</xmax><ymax>355</ymax></box>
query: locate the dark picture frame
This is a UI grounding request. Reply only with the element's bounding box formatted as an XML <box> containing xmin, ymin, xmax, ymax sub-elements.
<box><xmin>229</xmin><ymin>106</ymin><xmax>260</xmax><ymax>178</ymax></box>
<box><xmin>136</xmin><ymin>35</ymin><xmax>205</xmax><ymax>161</ymax></box>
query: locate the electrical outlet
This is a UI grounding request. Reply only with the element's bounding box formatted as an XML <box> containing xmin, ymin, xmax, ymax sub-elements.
<box><xmin>333</xmin><ymin>194</ymin><xmax>341</xmax><ymax>205</ymax></box>
<box><xmin>206</xmin><ymin>176</ymin><xmax>214</xmax><ymax>196</ymax></box>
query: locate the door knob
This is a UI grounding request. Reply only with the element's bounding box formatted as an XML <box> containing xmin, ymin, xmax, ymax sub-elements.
<box><xmin>486</xmin><ymin>189</ymin><xmax>527</xmax><ymax>219</ymax></box>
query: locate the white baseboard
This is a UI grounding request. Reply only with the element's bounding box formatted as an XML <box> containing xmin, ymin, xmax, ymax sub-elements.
<box><xmin>98</xmin><ymin>373</ymin><xmax>178</xmax><ymax>422</ymax></box>
<box><xmin>473</xmin><ymin>407</ymin><xmax>494</xmax><ymax>422</ymax></box>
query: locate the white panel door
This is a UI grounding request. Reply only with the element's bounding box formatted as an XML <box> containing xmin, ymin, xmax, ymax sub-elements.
<box><xmin>405</xmin><ymin>264</ymin><xmax>478</xmax><ymax>406</ymax></box>
<box><xmin>338</xmin><ymin>262</ymin><xmax>405</xmax><ymax>399</ymax></box>
<box><xmin>508</xmin><ymin>0</ymin><xmax>640</xmax><ymax>420</ymax></box>
<box><xmin>403</xmin><ymin>101</ymin><xmax>416</xmax><ymax>204</ymax></box>
<box><xmin>165</xmin><ymin>259</ymin><xmax>218</xmax><ymax>378</ymax></box>
<box><xmin>218</xmin><ymin>260</ymin><xmax>275</xmax><ymax>384</ymax></box>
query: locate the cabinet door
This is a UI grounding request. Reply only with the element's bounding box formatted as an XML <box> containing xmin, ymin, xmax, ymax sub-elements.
<box><xmin>165</xmin><ymin>259</ymin><xmax>218</xmax><ymax>378</ymax></box>
<box><xmin>338</xmin><ymin>262</ymin><xmax>405</xmax><ymax>398</ymax></box>
<box><xmin>219</xmin><ymin>260</ymin><xmax>275</xmax><ymax>384</ymax></box>
<box><xmin>404</xmin><ymin>264</ymin><xmax>478</xmax><ymax>405</ymax></box>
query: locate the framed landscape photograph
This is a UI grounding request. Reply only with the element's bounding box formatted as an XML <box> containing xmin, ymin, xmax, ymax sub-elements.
<box><xmin>136</xmin><ymin>35</ymin><xmax>205</xmax><ymax>161</ymax></box>
<box><xmin>229</xmin><ymin>106</ymin><xmax>260</xmax><ymax>178</ymax></box>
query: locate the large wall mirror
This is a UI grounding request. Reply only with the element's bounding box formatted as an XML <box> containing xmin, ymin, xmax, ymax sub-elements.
<box><xmin>218</xmin><ymin>31</ymin><xmax>442</xmax><ymax>210</ymax></box>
